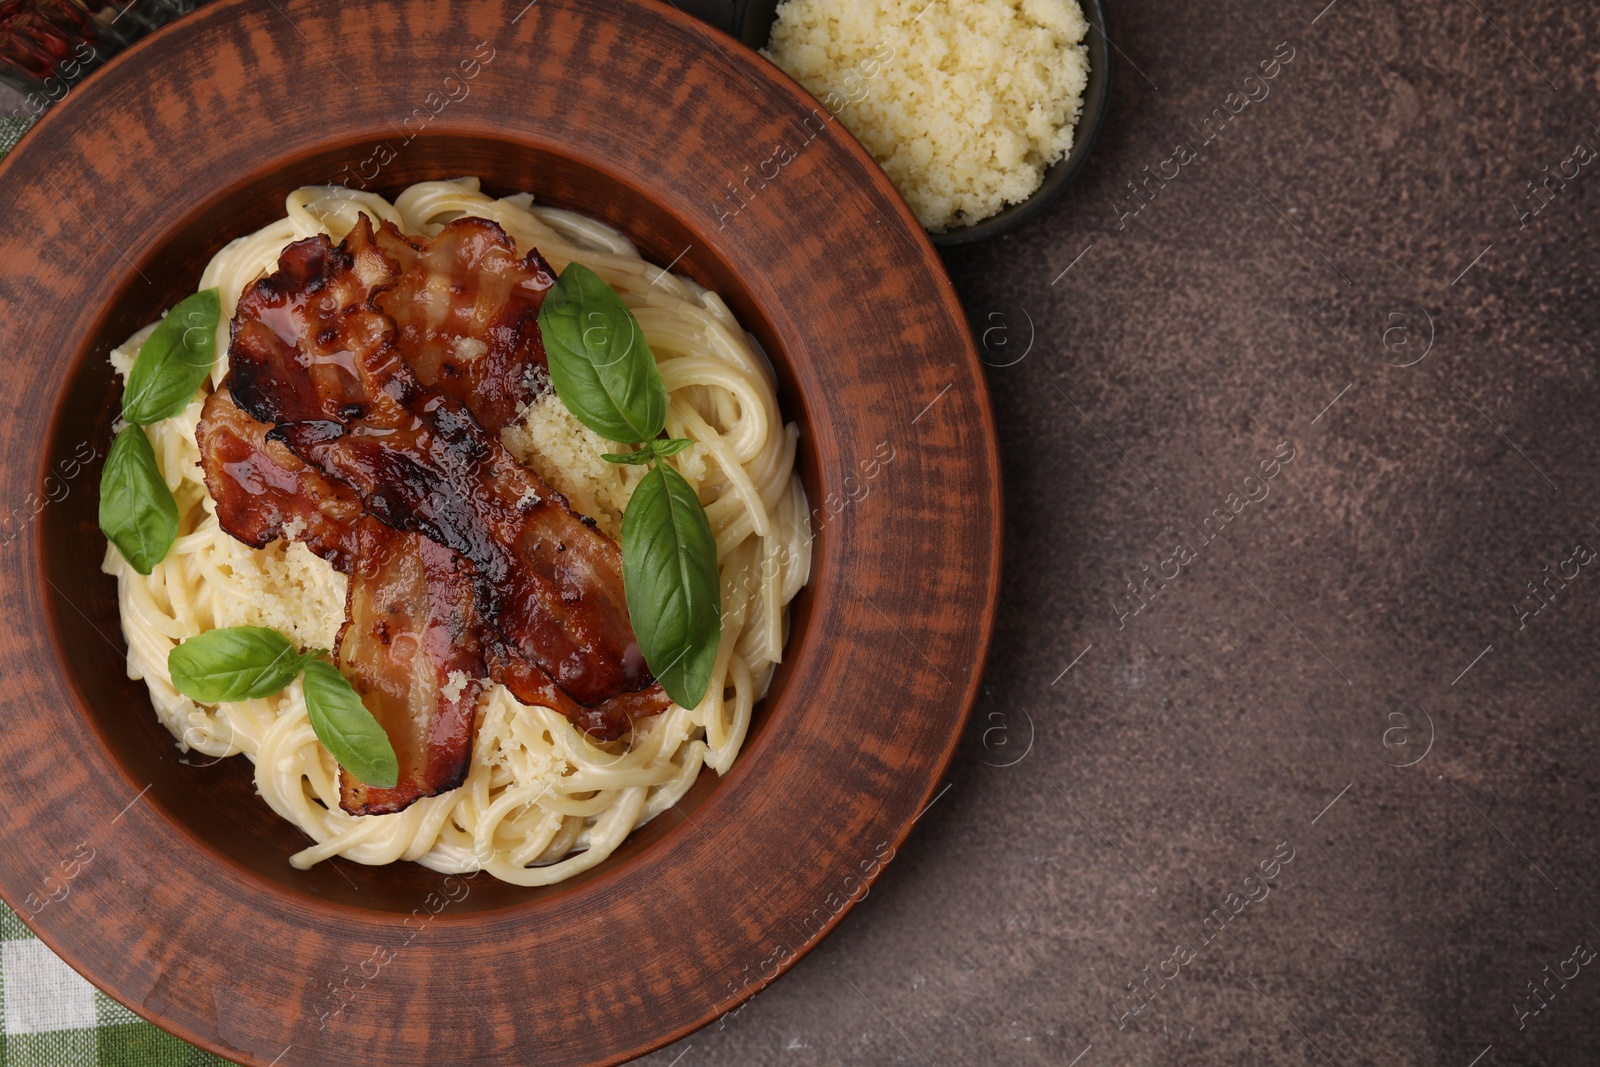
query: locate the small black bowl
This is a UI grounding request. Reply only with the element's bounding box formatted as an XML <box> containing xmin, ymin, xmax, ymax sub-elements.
<box><xmin>734</xmin><ymin>0</ymin><xmax>1113</xmax><ymax>247</ymax></box>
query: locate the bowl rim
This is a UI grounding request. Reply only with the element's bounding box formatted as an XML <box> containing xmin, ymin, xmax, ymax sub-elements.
<box><xmin>0</xmin><ymin>1</ymin><xmax>1004</xmax><ymax>1063</ymax></box>
<box><xmin>733</xmin><ymin>0</ymin><xmax>1114</xmax><ymax>246</ymax></box>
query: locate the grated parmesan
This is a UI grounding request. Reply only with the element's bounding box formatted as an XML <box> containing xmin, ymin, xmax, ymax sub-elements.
<box><xmin>765</xmin><ymin>0</ymin><xmax>1091</xmax><ymax>231</ymax></box>
<box><xmin>500</xmin><ymin>392</ymin><xmax>708</xmax><ymax>539</ymax></box>
<box><xmin>451</xmin><ymin>337</ymin><xmax>489</xmax><ymax>363</ymax></box>
<box><xmin>440</xmin><ymin>670</ymin><xmax>471</xmax><ymax>703</ymax></box>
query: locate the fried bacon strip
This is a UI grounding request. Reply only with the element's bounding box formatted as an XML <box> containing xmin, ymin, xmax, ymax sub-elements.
<box><xmin>198</xmin><ymin>216</ymin><xmax>668</xmax><ymax>816</ymax></box>
<box><xmin>336</xmin><ymin>524</ymin><xmax>487</xmax><ymax>814</ymax></box>
<box><xmin>228</xmin><ymin>217</ymin><xmax>557</xmax><ymax>430</ymax></box>
<box><xmin>226</xmin><ymin>220</ymin><xmax>400</xmax><ymax>431</ymax></box>
<box><xmin>198</xmin><ymin>390</ymin><xmax>485</xmax><ymax>813</ymax></box>
<box><xmin>196</xmin><ymin>389</ymin><xmax>361</xmax><ymax>570</ymax></box>
<box><xmin>275</xmin><ymin>391</ymin><xmax>651</xmax><ymax>706</ymax></box>
<box><xmin>370</xmin><ymin>219</ymin><xmax>556</xmax><ymax>432</ymax></box>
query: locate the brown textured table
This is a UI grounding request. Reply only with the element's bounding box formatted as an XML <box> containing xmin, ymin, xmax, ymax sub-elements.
<box><xmin>639</xmin><ymin>0</ymin><xmax>1600</xmax><ymax>1064</ymax></box>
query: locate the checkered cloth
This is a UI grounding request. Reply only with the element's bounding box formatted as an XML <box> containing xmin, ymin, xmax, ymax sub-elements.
<box><xmin>0</xmin><ymin>904</ymin><xmax>228</xmax><ymax>1064</ymax></box>
<box><xmin>0</xmin><ymin>116</ymin><xmax>34</xmax><ymax>161</ymax></box>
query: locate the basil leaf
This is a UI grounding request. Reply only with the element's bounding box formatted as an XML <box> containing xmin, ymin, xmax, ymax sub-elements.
<box><xmin>122</xmin><ymin>288</ymin><xmax>221</xmax><ymax>425</ymax></box>
<box><xmin>650</xmin><ymin>438</ymin><xmax>693</xmax><ymax>457</ymax></box>
<box><xmin>537</xmin><ymin>263</ymin><xmax>667</xmax><ymax>443</ymax></box>
<box><xmin>301</xmin><ymin>659</ymin><xmax>400</xmax><ymax>788</ymax></box>
<box><xmin>603</xmin><ymin>439</ymin><xmax>693</xmax><ymax>465</ymax></box>
<box><xmin>168</xmin><ymin>626</ymin><xmax>311</xmax><ymax>703</ymax></box>
<box><xmin>602</xmin><ymin>450</ymin><xmax>656</xmax><ymax>466</ymax></box>
<box><xmin>621</xmin><ymin>463</ymin><xmax>721</xmax><ymax>708</ymax></box>
<box><xmin>98</xmin><ymin>425</ymin><xmax>178</xmax><ymax>575</ymax></box>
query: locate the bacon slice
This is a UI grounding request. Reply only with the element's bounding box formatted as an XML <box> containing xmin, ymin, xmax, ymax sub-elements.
<box><xmin>196</xmin><ymin>389</ymin><xmax>361</xmax><ymax>571</ymax></box>
<box><xmin>486</xmin><ymin>645</ymin><xmax>675</xmax><ymax>740</ymax></box>
<box><xmin>336</xmin><ymin>524</ymin><xmax>487</xmax><ymax>815</ymax></box>
<box><xmin>370</xmin><ymin>219</ymin><xmax>556</xmax><ymax>432</ymax></box>
<box><xmin>275</xmin><ymin>393</ymin><xmax>650</xmax><ymax>706</ymax></box>
<box><xmin>227</xmin><ymin>217</ymin><xmax>555</xmax><ymax>431</ymax></box>
<box><xmin>195</xmin><ymin>395</ymin><xmax>509</xmax><ymax>814</ymax></box>
<box><xmin>201</xmin><ymin>215</ymin><xmax>669</xmax><ymax>815</ymax></box>
<box><xmin>226</xmin><ymin>225</ymin><xmax>404</xmax><ymax>428</ymax></box>
<box><xmin>197</xmin><ymin>388</ymin><xmax>495</xmax><ymax>813</ymax></box>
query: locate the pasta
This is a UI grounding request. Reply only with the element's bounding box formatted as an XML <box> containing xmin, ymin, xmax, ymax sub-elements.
<box><xmin>102</xmin><ymin>180</ymin><xmax>810</xmax><ymax>885</ymax></box>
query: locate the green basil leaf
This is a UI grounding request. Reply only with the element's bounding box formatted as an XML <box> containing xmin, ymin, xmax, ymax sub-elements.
<box><xmin>301</xmin><ymin>659</ymin><xmax>400</xmax><ymax>788</ymax></box>
<box><xmin>98</xmin><ymin>425</ymin><xmax>178</xmax><ymax>575</ymax></box>
<box><xmin>602</xmin><ymin>450</ymin><xmax>655</xmax><ymax>466</ymax></box>
<box><xmin>650</xmin><ymin>438</ymin><xmax>693</xmax><ymax>457</ymax></box>
<box><xmin>621</xmin><ymin>463</ymin><xmax>721</xmax><ymax>708</ymax></box>
<box><xmin>122</xmin><ymin>288</ymin><xmax>221</xmax><ymax>425</ymax></box>
<box><xmin>168</xmin><ymin>626</ymin><xmax>310</xmax><ymax>703</ymax></box>
<box><xmin>537</xmin><ymin>263</ymin><xmax>667</xmax><ymax>443</ymax></box>
<box><xmin>604</xmin><ymin>438</ymin><xmax>693</xmax><ymax>465</ymax></box>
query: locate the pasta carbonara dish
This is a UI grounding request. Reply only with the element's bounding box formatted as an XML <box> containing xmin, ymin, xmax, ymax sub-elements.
<box><xmin>100</xmin><ymin>179</ymin><xmax>809</xmax><ymax>886</ymax></box>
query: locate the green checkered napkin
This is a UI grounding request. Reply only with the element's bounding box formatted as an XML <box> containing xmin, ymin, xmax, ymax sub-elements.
<box><xmin>0</xmin><ymin>899</ymin><xmax>230</xmax><ymax>1064</ymax></box>
<box><xmin>0</xmin><ymin>116</ymin><xmax>32</xmax><ymax>161</ymax></box>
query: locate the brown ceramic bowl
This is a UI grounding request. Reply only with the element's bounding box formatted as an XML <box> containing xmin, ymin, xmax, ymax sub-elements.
<box><xmin>0</xmin><ymin>1</ymin><xmax>1000</xmax><ymax>1064</ymax></box>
